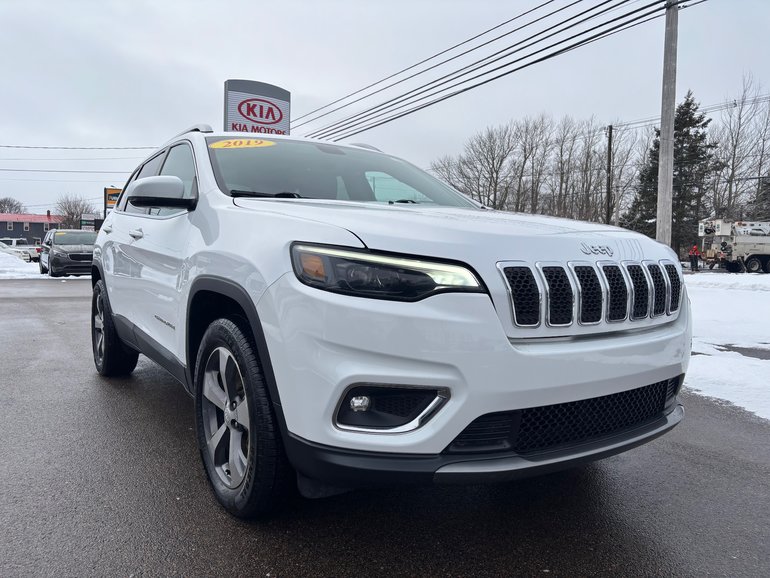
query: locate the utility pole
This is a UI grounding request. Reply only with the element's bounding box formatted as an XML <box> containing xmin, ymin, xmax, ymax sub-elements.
<box><xmin>605</xmin><ymin>124</ymin><xmax>613</xmax><ymax>224</ymax></box>
<box><xmin>655</xmin><ymin>1</ymin><xmax>679</xmax><ymax>246</ymax></box>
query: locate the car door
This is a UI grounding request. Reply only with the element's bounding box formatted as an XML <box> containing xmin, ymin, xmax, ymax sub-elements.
<box><xmin>120</xmin><ymin>142</ymin><xmax>198</xmax><ymax>362</ymax></box>
<box><xmin>40</xmin><ymin>231</ymin><xmax>52</xmax><ymax>270</ymax></box>
<box><xmin>103</xmin><ymin>151</ymin><xmax>166</xmax><ymax>329</ymax></box>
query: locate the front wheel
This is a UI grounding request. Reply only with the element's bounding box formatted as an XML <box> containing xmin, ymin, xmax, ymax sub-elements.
<box><xmin>39</xmin><ymin>259</ymin><xmax>48</xmax><ymax>274</ymax></box>
<box><xmin>194</xmin><ymin>318</ymin><xmax>292</xmax><ymax>518</ymax></box>
<box><xmin>92</xmin><ymin>280</ymin><xmax>139</xmax><ymax>376</ymax></box>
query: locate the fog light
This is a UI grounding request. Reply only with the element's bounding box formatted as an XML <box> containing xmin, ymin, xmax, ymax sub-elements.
<box><xmin>350</xmin><ymin>395</ymin><xmax>370</xmax><ymax>412</ymax></box>
<box><xmin>336</xmin><ymin>384</ymin><xmax>449</xmax><ymax>431</ymax></box>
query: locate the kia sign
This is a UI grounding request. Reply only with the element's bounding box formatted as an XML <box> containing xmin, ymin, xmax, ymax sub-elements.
<box><xmin>224</xmin><ymin>79</ymin><xmax>290</xmax><ymax>135</ymax></box>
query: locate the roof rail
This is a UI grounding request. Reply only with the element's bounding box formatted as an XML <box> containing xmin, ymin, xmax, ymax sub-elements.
<box><xmin>173</xmin><ymin>124</ymin><xmax>214</xmax><ymax>139</ymax></box>
<box><xmin>350</xmin><ymin>142</ymin><xmax>382</xmax><ymax>152</ymax></box>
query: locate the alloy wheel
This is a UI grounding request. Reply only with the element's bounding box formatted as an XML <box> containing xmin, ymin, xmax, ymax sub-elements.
<box><xmin>93</xmin><ymin>293</ymin><xmax>105</xmax><ymax>363</ymax></box>
<box><xmin>201</xmin><ymin>347</ymin><xmax>251</xmax><ymax>488</ymax></box>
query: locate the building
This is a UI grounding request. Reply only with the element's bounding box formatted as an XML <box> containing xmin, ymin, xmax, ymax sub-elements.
<box><xmin>0</xmin><ymin>211</ymin><xmax>63</xmax><ymax>245</ymax></box>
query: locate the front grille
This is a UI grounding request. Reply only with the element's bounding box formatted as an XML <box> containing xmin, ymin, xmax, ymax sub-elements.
<box><xmin>503</xmin><ymin>267</ymin><xmax>540</xmax><ymax>326</ymax></box>
<box><xmin>664</xmin><ymin>264</ymin><xmax>681</xmax><ymax>312</ymax></box>
<box><xmin>602</xmin><ymin>265</ymin><xmax>629</xmax><ymax>321</ymax></box>
<box><xmin>627</xmin><ymin>264</ymin><xmax>649</xmax><ymax>319</ymax></box>
<box><xmin>69</xmin><ymin>253</ymin><xmax>92</xmax><ymax>262</ymax></box>
<box><xmin>501</xmin><ymin>259</ymin><xmax>682</xmax><ymax>331</ymax></box>
<box><xmin>446</xmin><ymin>377</ymin><xmax>681</xmax><ymax>455</ymax></box>
<box><xmin>573</xmin><ymin>266</ymin><xmax>603</xmax><ymax>323</ymax></box>
<box><xmin>542</xmin><ymin>266</ymin><xmax>573</xmax><ymax>325</ymax></box>
<box><xmin>647</xmin><ymin>264</ymin><xmax>667</xmax><ymax>316</ymax></box>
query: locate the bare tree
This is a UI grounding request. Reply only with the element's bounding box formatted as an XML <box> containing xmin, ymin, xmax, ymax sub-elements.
<box><xmin>710</xmin><ymin>75</ymin><xmax>762</xmax><ymax>217</ymax></box>
<box><xmin>0</xmin><ymin>197</ymin><xmax>25</xmax><ymax>213</ymax></box>
<box><xmin>55</xmin><ymin>194</ymin><xmax>97</xmax><ymax>229</ymax></box>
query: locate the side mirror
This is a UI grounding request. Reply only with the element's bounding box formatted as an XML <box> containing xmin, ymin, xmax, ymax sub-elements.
<box><xmin>126</xmin><ymin>175</ymin><xmax>195</xmax><ymax>209</ymax></box>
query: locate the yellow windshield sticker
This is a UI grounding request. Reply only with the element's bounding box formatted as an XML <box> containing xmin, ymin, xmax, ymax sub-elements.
<box><xmin>209</xmin><ymin>138</ymin><xmax>276</xmax><ymax>149</ymax></box>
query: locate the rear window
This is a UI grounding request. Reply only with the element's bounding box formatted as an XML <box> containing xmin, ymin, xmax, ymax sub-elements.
<box><xmin>53</xmin><ymin>231</ymin><xmax>97</xmax><ymax>244</ymax></box>
<box><xmin>206</xmin><ymin>137</ymin><xmax>475</xmax><ymax>208</ymax></box>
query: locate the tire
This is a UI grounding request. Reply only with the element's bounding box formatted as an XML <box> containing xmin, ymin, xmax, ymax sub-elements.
<box><xmin>48</xmin><ymin>265</ymin><xmax>61</xmax><ymax>278</ymax></box>
<box><xmin>91</xmin><ymin>279</ymin><xmax>139</xmax><ymax>376</ymax></box>
<box><xmin>765</xmin><ymin>259</ymin><xmax>770</xmax><ymax>274</ymax></box>
<box><xmin>39</xmin><ymin>259</ymin><xmax>48</xmax><ymax>275</ymax></box>
<box><xmin>745</xmin><ymin>257</ymin><xmax>762</xmax><ymax>273</ymax></box>
<box><xmin>194</xmin><ymin>317</ymin><xmax>293</xmax><ymax>518</ymax></box>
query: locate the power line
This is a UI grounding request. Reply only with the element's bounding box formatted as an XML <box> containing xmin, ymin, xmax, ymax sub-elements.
<box><xmin>324</xmin><ymin>1</ymin><xmax>671</xmax><ymax>141</ymax></box>
<box><xmin>0</xmin><ymin>156</ymin><xmax>144</xmax><ymax>161</ymax></box>
<box><xmin>293</xmin><ymin>0</ymin><xmax>584</xmax><ymax>131</ymax></box>
<box><xmin>0</xmin><ymin>144</ymin><xmax>155</xmax><ymax>150</ymax></box>
<box><xmin>308</xmin><ymin>0</ymin><xmax>643</xmax><ymax>139</ymax></box>
<box><xmin>290</xmin><ymin>0</ymin><xmax>560</xmax><ymax>127</ymax></box>
<box><xmin>0</xmin><ymin>168</ymin><xmax>131</xmax><ymax>174</ymax></box>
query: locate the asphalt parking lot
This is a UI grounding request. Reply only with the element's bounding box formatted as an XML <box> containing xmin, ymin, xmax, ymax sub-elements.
<box><xmin>1</xmin><ymin>279</ymin><xmax>768</xmax><ymax>577</ymax></box>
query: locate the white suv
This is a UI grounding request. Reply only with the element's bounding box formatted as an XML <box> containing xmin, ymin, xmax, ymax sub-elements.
<box><xmin>92</xmin><ymin>125</ymin><xmax>691</xmax><ymax>518</ymax></box>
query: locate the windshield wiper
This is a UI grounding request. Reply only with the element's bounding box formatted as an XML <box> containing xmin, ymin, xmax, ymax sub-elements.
<box><xmin>230</xmin><ymin>189</ymin><xmax>302</xmax><ymax>199</ymax></box>
<box><xmin>388</xmin><ymin>199</ymin><xmax>418</xmax><ymax>204</ymax></box>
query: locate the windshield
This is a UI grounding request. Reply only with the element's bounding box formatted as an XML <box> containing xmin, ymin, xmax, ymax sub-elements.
<box><xmin>206</xmin><ymin>137</ymin><xmax>476</xmax><ymax>208</ymax></box>
<box><xmin>53</xmin><ymin>231</ymin><xmax>97</xmax><ymax>245</ymax></box>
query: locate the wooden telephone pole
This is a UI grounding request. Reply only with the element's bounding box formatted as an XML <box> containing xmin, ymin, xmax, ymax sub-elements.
<box><xmin>655</xmin><ymin>1</ymin><xmax>679</xmax><ymax>246</ymax></box>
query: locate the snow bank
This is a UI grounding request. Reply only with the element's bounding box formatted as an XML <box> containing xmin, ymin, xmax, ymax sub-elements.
<box><xmin>0</xmin><ymin>251</ymin><xmax>90</xmax><ymax>280</ymax></box>
<box><xmin>684</xmin><ymin>274</ymin><xmax>770</xmax><ymax>420</ymax></box>
<box><xmin>684</xmin><ymin>271</ymin><xmax>770</xmax><ymax>291</ymax></box>
<box><xmin>0</xmin><ymin>251</ymin><xmax>41</xmax><ymax>279</ymax></box>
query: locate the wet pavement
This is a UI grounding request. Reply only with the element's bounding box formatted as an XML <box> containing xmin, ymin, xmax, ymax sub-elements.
<box><xmin>1</xmin><ymin>279</ymin><xmax>768</xmax><ymax>577</ymax></box>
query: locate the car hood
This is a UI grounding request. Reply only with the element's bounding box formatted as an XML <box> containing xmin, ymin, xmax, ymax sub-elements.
<box><xmin>233</xmin><ymin>199</ymin><xmax>671</xmax><ymax>263</ymax></box>
<box><xmin>57</xmin><ymin>244</ymin><xmax>94</xmax><ymax>252</ymax></box>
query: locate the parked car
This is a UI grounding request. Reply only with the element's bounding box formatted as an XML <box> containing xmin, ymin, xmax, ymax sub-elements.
<box><xmin>92</xmin><ymin>125</ymin><xmax>691</xmax><ymax>518</ymax></box>
<box><xmin>0</xmin><ymin>241</ymin><xmax>24</xmax><ymax>260</ymax></box>
<box><xmin>0</xmin><ymin>237</ymin><xmax>37</xmax><ymax>262</ymax></box>
<box><xmin>39</xmin><ymin>229</ymin><xmax>97</xmax><ymax>277</ymax></box>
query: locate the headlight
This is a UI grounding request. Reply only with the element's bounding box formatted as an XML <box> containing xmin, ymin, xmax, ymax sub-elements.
<box><xmin>291</xmin><ymin>244</ymin><xmax>485</xmax><ymax>301</ymax></box>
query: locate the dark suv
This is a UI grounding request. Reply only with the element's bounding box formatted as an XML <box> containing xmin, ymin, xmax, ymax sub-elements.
<box><xmin>40</xmin><ymin>229</ymin><xmax>97</xmax><ymax>277</ymax></box>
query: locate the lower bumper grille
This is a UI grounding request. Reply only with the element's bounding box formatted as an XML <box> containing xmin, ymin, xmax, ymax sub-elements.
<box><xmin>446</xmin><ymin>377</ymin><xmax>681</xmax><ymax>455</ymax></box>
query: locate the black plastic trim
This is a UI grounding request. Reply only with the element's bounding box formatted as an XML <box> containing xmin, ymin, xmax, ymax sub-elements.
<box><xmin>186</xmin><ymin>276</ymin><xmax>288</xmax><ymax>433</ymax></box>
<box><xmin>285</xmin><ymin>404</ymin><xmax>684</xmax><ymax>488</ymax></box>
<box><xmin>112</xmin><ymin>313</ymin><xmax>188</xmax><ymax>387</ymax></box>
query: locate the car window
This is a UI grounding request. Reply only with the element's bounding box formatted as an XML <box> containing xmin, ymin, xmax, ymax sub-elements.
<box><xmin>160</xmin><ymin>143</ymin><xmax>197</xmax><ymax>198</ymax></box>
<box><xmin>152</xmin><ymin>143</ymin><xmax>198</xmax><ymax>217</ymax></box>
<box><xmin>365</xmin><ymin>171</ymin><xmax>431</xmax><ymax>204</ymax></box>
<box><xmin>206</xmin><ymin>137</ymin><xmax>476</xmax><ymax>207</ymax></box>
<box><xmin>53</xmin><ymin>231</ymin><xmax>97</xmax><ymax>245</ymax></box>
<box><xmin>125</xmin><ymin>152</ymin><xmax>166</xmax><ymax>215</ymax></box>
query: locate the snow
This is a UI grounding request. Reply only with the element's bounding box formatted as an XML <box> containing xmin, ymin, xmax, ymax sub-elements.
<box><xmin>0</xmin><ymin>251</ymin><xmax>89</xmax><ymax>279</ymax></box>
<box><xmin>0</xmin><ymin>251</ymin><xmax>767</xmax><ymax>419</ymax></box>
<box><xmin>684</xmin><ymin>272</ymin><xmax>770</xmax><ymax>420</ymax></box>
<box><xmin>0</xmin><ymin>251</ymin><xmax>41</xmax><ymax>278</ymax></box>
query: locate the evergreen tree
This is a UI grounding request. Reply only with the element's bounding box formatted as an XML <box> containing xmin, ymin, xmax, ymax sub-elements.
<box><xmin>622</xmin><ymin>91</ymin><xmax>719</xmax><ymax>253</ymax></box>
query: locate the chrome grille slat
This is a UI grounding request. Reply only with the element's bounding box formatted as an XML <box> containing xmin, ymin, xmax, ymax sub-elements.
<box><xmin>646</xmin><ymin>262</ymin><xmax>667</xmax><ymax>317</ymax></box>
<box><xmin>499</xmin><ymin>259</ymin><xmax>683</xmax><ymax>336</ymax></box>
<box><xmin>600</xmin><ymin>264</ymin><xmax>629</xmax><ymax>322</ymax></box>
<box><xmin>541</xmin><ymin>266</ymin><xmax>574</xmax><ymax>326</ymax></box>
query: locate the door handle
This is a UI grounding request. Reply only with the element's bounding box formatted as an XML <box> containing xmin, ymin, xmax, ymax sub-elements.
<box><xmin>102</xmin><ymin>225</ymin><xmax>112</xmax><ymax>234</ymax></box>
<box><xmin>128</xmin><ymin>228</ymin><xmax>144</xmax><ymax>240</ymax></box>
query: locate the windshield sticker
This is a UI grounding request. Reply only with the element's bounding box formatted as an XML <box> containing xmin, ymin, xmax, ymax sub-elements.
<box><xmin>209</xmin><ymin>139</ymin><xmax>276</xmax><ymax>149</ymax></box>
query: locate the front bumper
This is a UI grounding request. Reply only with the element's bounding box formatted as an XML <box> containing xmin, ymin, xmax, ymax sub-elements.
<box><xmin>50</xmin><ymin>255</ymin><xmax>92</xmax><ymax>275</ymax></box>
<box><xmin>257</xmin><ymin>273</ymin><xmax>691</xmax><ymax>458</ymax></box>
<box><xmin>286</xmin><ymin>404</ymin><xmax>684</xmax><ymax>486</ymax></box>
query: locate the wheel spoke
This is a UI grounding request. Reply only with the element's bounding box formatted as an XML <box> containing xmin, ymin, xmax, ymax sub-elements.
<box><xmin>94</xmin><ymin>313</ymin><xmax>103</xmax><ymax>331</ymax></box>
<box><xmin>228</xmin><ymin>428</ymin><xmax>246</xmax><ymax>486</ymax></box>
<box><xmin>203</xmin><ymin>372</ymin><xmax>226</xmax><ymax>407</ymax></box>
<box><xmin>206</xmin><ymin>423</ymin><xmax>227</xmax><ymax>463</ymax></box>
<box><xmin>235</xmin><ymin>397</ymin><xmax>250</xmax><ymax>432</ymax></box>
<box><xmin>219</xmin><ymin>349</ymin><xmax>239</xmax><ymax>402</ymax></box>
<box><xmin>96</xmin><ymin>333</ymin><xmax>104</xmax><ymax>358</ymax></box>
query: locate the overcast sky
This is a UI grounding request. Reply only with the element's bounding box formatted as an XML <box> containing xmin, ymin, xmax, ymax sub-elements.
<box><xmin>1</xmin><ymin>0</ymin><xmax>768</xmax><ymax>214</ymax></box>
